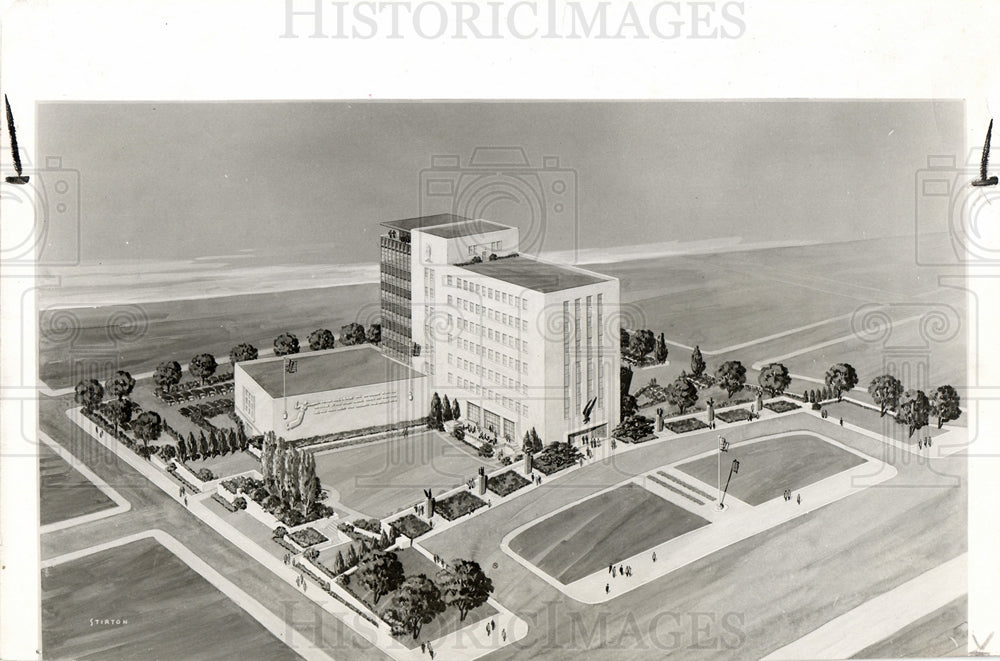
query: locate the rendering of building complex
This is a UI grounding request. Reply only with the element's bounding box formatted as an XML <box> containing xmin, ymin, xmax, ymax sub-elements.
<box><xmin>380</xmin><ymin>213</ymin><xmax>621</xmax><ymax>446</ymax></box>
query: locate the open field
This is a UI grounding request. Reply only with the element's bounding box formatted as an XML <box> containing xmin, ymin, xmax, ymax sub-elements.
<box><xmin>40</xmin><ymin>443</ymin><xmax>116</xmax><ymax>526</ymax></box>
<box><xmin>312</xmin><ymin>430</ymin><xmax>499</xmax><ymax>519</ymax></box>
<box><xmin>591</xmin><ymin>236</ymin><xmax>961</xmax><ymax>352</ymax></box>
<box><xmin>508</xmin><ymin>483</ymin><xmax>710</xmax><ymax>584</ymax></box>
<box><xmin>344</xmin><ymin>547</ymin><xmax>497</xmax><ymax>649</ymax></box>
<box><xmin>39</xmin><ymin>282</ymin><xmax>378</xmax><ymax>389</ymax></box>
<box><xmin>852</xmin><ymin>595</ymin><xmax>967</xmax><ymax>658</ymax></box>
<box><xmin>676</xmin><ymin>433</ymin><xmax>866</xmax><ymax>506</ymax></box>
<box><xmin>42</xmin><ymin>537</ymin><xmax>302</xmax><ymax>661</ymax></box>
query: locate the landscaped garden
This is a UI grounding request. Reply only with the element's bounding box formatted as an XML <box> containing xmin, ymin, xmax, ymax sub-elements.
<box><xmin>675</xmin><ymin>432</ymin><xmax>867</xmax><ymax>506</ymax></box>
<box><xmin>389</xmin><ymin>514</ymin><xmax>432</xmax><ymax>539</ymax></box>
<box><xmin>435</xmin><ymin>490</ymin><xmax>487</xmax><ymax>521</ymax></box>
<box><xmin>508</xmin><ymin>483</ymin><xmax>710</xmax><ymax>584</ymax></box>
<box><xmin>715</xmin><ymin>408</ymin><xmax>752</xmax><ymax>424</ymax></box>
<box><xmin>487</xmin><ymin>470</ymin><xmax>531</xmax><ymax>497</ymax></box>
<box><xmin>663</xmin><ymin>417</ymin><xmax>710</xmax><ymax>434</ymax></box>
<box><xmin>764</xmin><ymin>400</ymin><xmax>801</xmax><ymax>414</ymax></box>
<box><xmin>531</xmin><ymin>442</ymin><xmax>582</xmax><ymax>475</ymax></box>
<box><xmin>289</xmin><ymin>527</ymin><xmax>328</xmax><ymax>547</ymax></box>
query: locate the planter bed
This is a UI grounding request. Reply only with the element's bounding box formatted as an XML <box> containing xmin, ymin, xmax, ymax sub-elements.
<box><xmin>764</xmin><ymin>400</ymin><xmax>802</xmax><ymax>414</ymax></box>
<box><xmin>389</xmin><ymin>514</ymin><xmax>432</xmax><ymax>539</ymax></box>
<box><xmin>288</xmin><ymin>527</ymin><xmax>329</xmax><ymax>548</ymax></box>
<box><xmin>211</xmin><ymin>493</ymin><xmax>239</xmax><ymax>512</ymax></box>
<box><xmin>532</xmin><ymin>443</ymin><xmax>582</xmax><ymax>475</ymax></box>
<box><xmin>435</xmin><ymin>491</ymin><xmax>486</xmax><ymax>521</ymax></box>
<box><xmin>487</xmin><ymin>470</ymin><xmax>531</xmax><ymax>497</ymax></box>
<box><xmin>715</xmin><ymin>408</ymin><xmax>752</xmax><ymax>424</ymax></box>
<box><xmin>663</xmin><ymin>417</ymin><xmax>710</xmax><ymax>434</ymax></box>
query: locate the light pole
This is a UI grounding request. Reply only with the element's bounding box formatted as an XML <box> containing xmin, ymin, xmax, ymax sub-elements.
<box><xmin>717</xmin><ymin>435</ymin><xmax>728</xmax><ymax>509</ymax></box>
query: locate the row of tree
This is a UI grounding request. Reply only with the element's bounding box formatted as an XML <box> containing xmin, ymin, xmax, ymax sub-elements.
<box><xmin>427</xmin><ymin>392</ymin><xmax>462</xmax><ymax>429</ymax></box>
<box><xmin>260</xmin><ymin>432</ymin><xmax>321</xmax><ymax>515</ymax></box>
<box><xmin>273</xmin><ymin>322</ymin><xmax>382</xmax><ymax>357</ymax></box>
<box><xmin>351</xmin><ymin>551</ymin><xmax>493</xmax><ymax>638</ymax></box>
<box><xmin>621</xmin><ymin>328</ymin><xmax>669</xmax><ymax>364</ymax></box>
<box><xmin>75</xmin><ymin>372</ymin><xmax>164</xmax><ymax>449</ymax></box>
<box><xmin>176</xmin><ymin>427</ymin><xmax>248</xmax><ymax>462</ymax></box>
<box><xmin>868</xmin><ymin>376</ymin><xmax>960</xmax><ymax>435</ymax></box>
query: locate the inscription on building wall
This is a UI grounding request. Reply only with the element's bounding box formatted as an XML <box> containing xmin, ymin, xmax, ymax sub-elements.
<box><xmin>308</xmin><ymin>390</ymin><xmax>399</xmax><ymax>414</ymax></box>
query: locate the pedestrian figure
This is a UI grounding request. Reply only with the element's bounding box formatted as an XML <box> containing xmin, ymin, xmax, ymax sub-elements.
<box><xmin>184</xmin><ymin>496</ymin><xmax>188</xmax><ymax>507</ymax></box>
<box><xmin>609</xmin><ymin>563</ymin><xmax>613</xmax><ymax>574</ymax></box>
<box><xmin>491</xmin><ymin>619</ymin><xmax>495</xmax><ymax>631</ymax></box>
<box><xmin>619</xmin><ymin>564</ymin><xmax>623</xmax><ymax>575</ymax></box>
<box><xmin>612</xmin><ymin>567</ymin><xmax>616</xmax><ymax>577</ymax></box>
<box><xmin>502</xmin><ymin>628</ymin><xmax>507</xmax><ymax>641</ymax></box>
<box><xmin>797</xmin><ymin>493</ymin><xmax>801</xmax><ymax>505</ymax></box>
<box><xmin>928</xmin><ymin>437</ymin><xmax>932</xmax><ymax>447</ymax></box>
<box><xmin>917</xmin><ymin>438</ymin><xmax>923</xmax><ymax>449</ymax></box>
<box><xmin>839</xmin><ymin>417</ymin><xmax>843</xmax><ymax>426</ymax></box>
<box><xmin>606</xmin><ymin>583</ymin><xmax>610</xmax><ymax>594</ymax></box>
<box><xmin>652</xmin><ymin>552</ymin><xmax>657</xmax><ymax>562</ymax></box>
<box><xmin>421</xmin><ymin>642</ymin><xmax>426</xmax><ymax>653</ymax></box>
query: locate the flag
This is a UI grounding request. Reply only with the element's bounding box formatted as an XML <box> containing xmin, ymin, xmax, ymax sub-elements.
<box><xmin>285</xmin><ymin>359</ymin><xmax>297</xmax><ymax>374</ymax></box>
<box><xmin>719</xmin><ymin>438</ymin><xmax>729</xmax><ymax>452</ymax></box>
<box><xmin>732</xmin><ymin>459</ymin><xmax>740</xmax><ymax>474</ymax></box>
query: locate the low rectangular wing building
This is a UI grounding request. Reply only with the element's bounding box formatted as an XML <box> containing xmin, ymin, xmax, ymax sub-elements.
<box><xmin>233</xmin><ymin>345</ymin><xmax>428</xmax><ymax>441</ymax></box>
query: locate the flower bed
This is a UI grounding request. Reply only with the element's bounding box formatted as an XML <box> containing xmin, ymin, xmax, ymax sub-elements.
<box><xmin>764</xmin><ymin>400</ymin><xmax>801</xmax><ymax>414</ymax></box>
<box><xmin>664</xmin><ymin>417</ymin><xmax>710</xmax><ymax>434</ymax></box>
<box><xmin>288</xmin><ymin>527</ymin><xmax>329</xmax><ymax>548</ymax></box>
<box><xmin>487</xmin><ymin>470</ymin><xmax>531</xmax><ymax>497</ymax></box>
<box><xmin>353</xmin><ymin>517</ymin><xmax>383</xmax><ymax>535</ymax></box>
<box><xmin>211</xmin><ymin>493</ymin><xmax>239</xmax><ymax>512</ymax></box>
<box><xmin>389</xmin><ymin>514</ymin><xmax>432</xmax><ymax>539</ymax></box>
<box><xmin>435</xmin><ymin>491</ymin><xmax>486</xmax><ymax>521</ymax></box>
<box><xmin>715</xmin><ymin>408</ymin><xmax>752</xmax><ymax>423</ymax></box>
<box><xmin>532</xmin><ymin>442</ymin><xmax>582</xmax><ymax>475</ymax></box>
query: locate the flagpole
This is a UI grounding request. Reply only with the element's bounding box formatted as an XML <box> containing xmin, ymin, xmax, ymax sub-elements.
<box><xmin>283</xmin><ymin>356</ymin><xmax>287</xmax><ymax>420</ymax></box>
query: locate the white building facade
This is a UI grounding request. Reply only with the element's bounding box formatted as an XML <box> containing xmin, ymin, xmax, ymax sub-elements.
<box><xmin>379</xmin><ymin>214</ymin><xmax>620</xmax><ymax>447</ymax></box>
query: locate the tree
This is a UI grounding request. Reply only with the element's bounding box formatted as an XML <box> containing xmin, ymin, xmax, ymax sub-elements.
<box><xmin>690</xmin><ymin>346</ymin><xmax>706</xmax><ymax>377</ymax></box>
<box><xmin>345</xmin><ymin>545</ymin><xmax>359</xmax><ymax>567</ymax></box>
<box><xmin>629</xmin><ymin>329</ymin><xmax>655</xmax><ymax>360</ymax></box>
<box><xmin>308</xmin><ymin>328</ymin><xmax>336</xmax><ymax>351</ymax></box>
<box><xmin>825</xmin><ymin>363</ymin><xmax>859</xmax><ymax>401</ymax></box>
<box><xmin>273</xmin><ymin>333</ymin><xmax>300</xmax><ymax>356</ymax></box>
<box><xmin>451</xmin><ymin>398</ymin><xmax>461</xmax><ymax>421</ymax></box>
<box><xmin>366</xmin><ymin>323</ymin><xmax>382</xmax><ymax>345</ymax></box>
<box><xmin>105</xmin><ymin>398</ymin><xmax>135</xmax><ymax>436</ymax></box>
<box><xmin>620</xmin><ymin>328</ymin><xmax>631</xmax><ymax>356</ymax></box>
<box><xmin>357</xmin><ymin>550</ymin><xmax>405</xmax><ymax>604</ymax></box>
<box><xmin>896</xmin><ymin>389</ymin><xmax>930</xmax><ymax>438</ymax></box>
<box><xmin>442</xmin><ymin>394</ymin><xmax>453</xmax><ymax>422</ymax></box>
<box><xmin>522</xmin><ymin>430</ymin><xmax>534</xmax><ymax>455</ymax></box>
<box><xmin>382</xmin><ymin>574</ymin><xmax>446</xmax><ymax>639</ymax></box>
<box><xmin>334</xmin><ymin>550</ymin><xmax>346</xmax><ymax>575</ymax></box>
<box><xmin>187</xmin><ymin>431</ymin><xmax>199</xmax><ymax>460</ymax></box>
<box><xmin>428</xmin><ymin>392</ymin><xmax>443</xmax><ymax>429</ymax></box>
<box><xmin>715</xmin><ymin>361</ymin><xmax>747</xmax><ymax>399</ymax></box>
<box><xmin>199</xmin><ymin>431</ymin><xmax>209</xmax><ymax>459</ymax></box>
<box><xmin>620</xmin><ymin>365</ymin><xmax>633</xmax><ymax>397</ymax></box>
<box><xmin>620</xmin><ymin>393</ymin><xmax>638</xmax><ymax>421</ymax></box>
<box><xmin>757</xmin><ymin>363</ymin><xmax>791</xmax><ymax>396</ymax></box>
<box><xmin>654</xmin><ymin>333</ymin><xmax>669</xmax><ymax>363</ymax></box>
<box><xmin>530</xmin><ymin>427</ymin><xmax>543</xmax><ymax>454</ymax></box>
<box><xmin>153</xmin><ymin>360</ymin><xmax>183</xmax><ymax>391</ymax></box>
<box><xmin>132</xmin><ymin>411</ymin><xmax>163</xmax><ymax>450</ymax></box>
<box><xmin>868</xmin><ymin>374</ymin><xmax>903</xmax><ymax>416</ymax></box>
<box><xmin>229</xmin><ymin>343</ymin><xmax>259</xmax><ymax>365</ymax></box>
<box><xmin>930</xmin><ymin>385</ymin><xmax>961</xmax><ymax>428</ymax></box>
<box><xmin>437</xmin><ymin>560</ymin><xmax>494</xmax><ymax>622</ymax></box>
<box><xmin>340</xmin><ymin>322</ymin><xmax>366</xmax><ymax>346</ymax></box>
<box><xmin>189</xmin><ymin>353</ymin><xmax>218</xmax><ymax>385</ymax></box>
<box><xmin>176</xmin><ymin>435</ymin><xmax>188</xmax><ymax>462</ymax></box>
<box><xmin>664</xmin><ymin>375</ymin><xmax>698</xmax><ymax>414</ymax></box>
<box><xmin>74</xmin><ymin>379</ymin><xmax>105</xmax><ymax>413</ymax></box>
<box><xmin>104</xmin><ymin>370</ymin><xmax>136</xmax><ymax>401</ymax></box>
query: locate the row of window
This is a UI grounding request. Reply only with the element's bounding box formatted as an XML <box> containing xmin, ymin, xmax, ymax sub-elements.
<box><xmin>449</xmin><ymin>351</ymin><xmax>527</xmax><ymax>392</ymax></box>
<box><xmin>449</xmin><ymin>373</ymin><xmax>527</xmax><ymax>417</ymax></box>
<box><xmin>465</xmin><ymin>239</ymin><xmax>503</xmax><ymax>256</ymax></box>
<box><xmin>449</xmin><ymin>295</ymin><xmax>528</xmax><ymax>332</ymax></box>
<box><xmin>449</xmin><ymin>316</ymin><xmax>528</xmax><ymax>353</ymax></box>
<box><xmin>447</xmin><ymin>274</ymin><xmax>528</xmax><ymax>311</ymax></box>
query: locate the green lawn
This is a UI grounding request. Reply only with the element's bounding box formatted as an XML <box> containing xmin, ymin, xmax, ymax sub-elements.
<box><xmin>313</xmin><ymin>430</ymin><xmax>498</xmax><ymax>519</ymax></box>
<box><xmin>42</xmin><ymin>537</ymin><xmax>302</xmax><ymax>661</ymax></box>
<box><xmin>185</xmin><ymin>449</ymin><xmax>259</xmax><ymax>480</ymax></box>
<box><xmin>675</xmin><ymin>432</ymin><xmax>866</xmax><ymax>506</ymax></box>
<box><xmin>40</xmin><ymin>443</ymin><xmax>115</xmax><ymax>526</ymax></box>
<box><xmin>852</xmin><ymin>595</ymin><xmax>967</xmax><ymax>659</ymax></box>
<box><xmin>345</xmin><ymin>547</ymin><xmax>497</xmax><ymax>648</ymax></box>
<box><xmin>508</xmin><ymin>483</ymin><xmax>710</xmax><ymax>584</ymax></box>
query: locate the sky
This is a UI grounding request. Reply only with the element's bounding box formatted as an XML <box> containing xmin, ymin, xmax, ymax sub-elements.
<box><xmin>37</xmin><ymin>100</ymin><xmax>964</xmax><ymax>266</ymax></box>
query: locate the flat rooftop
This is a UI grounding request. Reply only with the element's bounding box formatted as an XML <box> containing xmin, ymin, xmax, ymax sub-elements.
<box><xmin>238</xmin><ymin>346</ymin><xmax>422</xmax><ymax>399</ymax></box>
<box><xmin>459</xmin><ymin>255</ymin><xmax>610</xmax><ymax>294</ymax></box>
<box><xmin>381</xmin><ymin>213</ymin><xmax>473</xmax><ymax>232</ymax></box>
<box><xmin>418</xmin><ymin>218</ymin><xmax>510</xmax><ymax>239</ymax></box>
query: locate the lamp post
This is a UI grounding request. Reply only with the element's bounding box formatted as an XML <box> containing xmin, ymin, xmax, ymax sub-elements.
<box><xmin>717</xmin><ymin>435</ymin><xmax>728</xmax><ymax>509</ymax></box>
